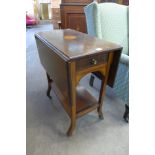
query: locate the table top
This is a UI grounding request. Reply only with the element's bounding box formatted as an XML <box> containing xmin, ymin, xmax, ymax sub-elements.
<box><xmin>35</xmin><ymin>29</ymin><xmax>122</xmax><ymax>61</ymax></box>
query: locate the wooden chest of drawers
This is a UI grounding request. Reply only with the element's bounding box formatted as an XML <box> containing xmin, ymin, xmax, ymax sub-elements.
<box><xmin>60</xmin><ymin>0</ymin><xmax>101</xmax><ymax>33</ymax></box>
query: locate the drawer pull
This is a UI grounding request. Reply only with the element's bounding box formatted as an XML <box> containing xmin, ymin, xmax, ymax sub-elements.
<box><xmin>90</xmin><ymin>59</ymin><xmax>97</xmax><ymax>65</ymax></box>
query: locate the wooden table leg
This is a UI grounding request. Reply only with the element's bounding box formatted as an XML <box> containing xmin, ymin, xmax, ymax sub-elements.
<box><xmin>98</xmin><ymin>76</ymin><xmax>106</xmax><ymax>120</ymax></box>
<box><xmin>97</xmin><ymin>53</ymin><xmax>113</xmax><ymax>120</ymax></box>
<box><xmin>67</xmin><ymin>112</ymin><xmax>76</xmax><ymax>136</ymax></box>
<box><xmin>58</xmin><ymin>21</ymin><xmax>62</xmax><ymax>29</ymax></box>
<box><xmin>67</xmin><ymin>62</ymin><xmax>76</xmax><ymax>136</ymax></box>
<box><xmin>46</xmin><ymin>73</ymin><xmax>53</xmax><ymax>99</ymax></box>
<box><xmin>89</xmin><ymin>74</ymin><xmax>95</xmax><ymax>87</ymax></box>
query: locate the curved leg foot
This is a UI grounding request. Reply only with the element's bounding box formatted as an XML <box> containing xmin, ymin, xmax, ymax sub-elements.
<box><xmin>99</xmin><ymin>113</ymin><xmax>104</xmax><ymax>120</ymax></box>
<box><xmin>46</xmin><ymin>73</ymin><xmax>53</xmax><ymax>99</ymax></box>
<box><xmin>123</xmin><ymin>104</ymin><xmax>129</xmax><ymax>123</ymax></box>
<box><xmin>47</xmin><ymin>87</ymin><xmax>52</xmax><ymax>99</ymax></box>
<box><xmin>67</xmin><ymin>125</ymin><xmax>75</xmax><ymax>137</ymax></box>
<box><xmin>67</xmin><ymin>119</ymin><xmax>76</xmax><ymax>137</ymax></box>
<box><xmin>97</xmin><ymin>108</ymin><xmax>104</xmax><ymax>120</ymax></box>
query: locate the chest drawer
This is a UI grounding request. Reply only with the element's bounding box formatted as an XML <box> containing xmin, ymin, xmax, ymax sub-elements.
<box><xmin>76</xmin><ymin>53</ymin><xmax>108</xmax><ymax>71</ymax></box>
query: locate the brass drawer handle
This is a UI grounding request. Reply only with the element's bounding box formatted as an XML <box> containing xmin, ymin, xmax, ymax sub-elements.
<box><xmin>90</xmin><ymin>58</ymin><xmax>97</xmax><ymax>65</ymax></box>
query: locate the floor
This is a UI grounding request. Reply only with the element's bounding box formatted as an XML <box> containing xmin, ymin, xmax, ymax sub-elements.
<box><xmin>26</xmin><ymin>23</ymin><xmax>129</xmax><ymax>155</ymax></box>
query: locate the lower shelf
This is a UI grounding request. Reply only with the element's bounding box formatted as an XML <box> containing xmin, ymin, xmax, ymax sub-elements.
<box><xmin>52</xmin><ymin>83</ymin><xmax>99</xmax><ymax>118</ymax></box>
<box><xmin>76</xmin><ymin>86</ymin><xmax>99</xmax><ymax>118</ymax></box>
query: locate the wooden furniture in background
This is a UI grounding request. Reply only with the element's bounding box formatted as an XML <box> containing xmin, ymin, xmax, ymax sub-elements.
<box><xmin>35</xmin><ymin>29</ymin><xmax>122</xmax><ymax>136</ymax></box>
<box><xmin>51</xmin><ymin>8</ymin><xmax>61</xmax><ymax>28</ymax></box>
<box><xmin>51</xmin><ymin>0</ymin><xmax>61</xmax><ymax>29</ymax></box>
<box><xmin>60</xmin><ymin>0</ymin><xmax>101</xmax><ymax>33</ymax></box>
<box><xmin>60</xmin><ymin>0</ymin><xmax>128</xmax><ymax>33</ymax></box>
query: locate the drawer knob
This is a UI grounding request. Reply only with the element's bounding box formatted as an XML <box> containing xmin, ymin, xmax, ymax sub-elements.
<box><xmin>91</xmin><ymin>59</ymin><xmax>97</xmax><ymax>65</ymax></box>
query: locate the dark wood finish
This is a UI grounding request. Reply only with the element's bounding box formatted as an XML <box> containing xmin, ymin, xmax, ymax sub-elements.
<box><xmin>35</xmin><ymin>30</ymin><xmax>121</xmax><ymax>60</ymax></box>
<box><xmin>60</xmin><ymin>4</ymin><xmax>87</xmax><ymax>33</ymax></box>
<box><xmin>67</xmin><ymin>61</ymin><xmax>76</xmax><ymax>136</ymax></box>
<box><xmin>107</xmin><ymin>50</ymin><xmax>122</xmax><ymax>87</ymax></box>
<box><xmin>60</xmin><ymin>0</ymin><xmax>128</xmax><ymax>33</ymax></box>
<box><xmin>97</xmin><ymin>53</ymin><xmax>113</xmax><ymax>119</ymax></box>
<box><xmin>35</xmin><ymin>29</ymin><xmax>122</xmax><ymax>136</ymax></box>
<box><xmin>76</xmin><ymin>86</ymin><xmax>98</xmax><ymax>117</ymax></box>
<box><xmin>76</xmin><ymin>53</ymin><xmax>108</xmax><ymax>71</ymax></box>
<box><xmin>90</xmin><ymin>49</ymin><xmax>122</xmax><ymax>87</ymax></box>
<box><xmin>60</xmin><ymin>0</ymin><xmax>101</xmax><ymax>33</ymax></box>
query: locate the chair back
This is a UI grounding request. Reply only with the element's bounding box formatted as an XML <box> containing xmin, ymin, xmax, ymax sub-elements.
<box><xmin>84</xmin><ymin>2</ymin><xmax>129</xmax><ymax>55</ymax></box>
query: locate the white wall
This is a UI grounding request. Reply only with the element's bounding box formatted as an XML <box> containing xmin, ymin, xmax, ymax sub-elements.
<box><xmin>26</xmin><ymin>0</ymin><xmax>34</xmax><ymax>15</ymax></box>
<box><xmin>51</xmin><ymin>0</ymin><xmax>61</xmax><ymax>8</ymax></box>
<box><xmin>39</xmin><ymin>0</ymin><xmax>51</xmax><ymax>3</ymax></box>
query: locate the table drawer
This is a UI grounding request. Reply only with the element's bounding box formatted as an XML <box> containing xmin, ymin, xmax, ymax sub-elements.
<box><xmin>76</xmin><ymin>53</ymin><xmax>108</xmax><ymax>71</ymax></box>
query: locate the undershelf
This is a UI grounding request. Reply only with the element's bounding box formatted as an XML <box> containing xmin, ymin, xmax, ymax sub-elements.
<box><xmin>52</xmin><ymin>83</ymin><xmax>99</xmax><ymax>118</ymax></box>
<box><xmin>76</xmin><ymin>86</ymin><xmax>99</xmax><ymax>118</ymax></box>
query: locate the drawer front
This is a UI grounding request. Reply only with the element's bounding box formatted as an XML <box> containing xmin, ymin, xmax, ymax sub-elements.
<box><xmin>76</xmin><ymin>53</ymin><xmax>108</xmax><ymax>71</ymax></box>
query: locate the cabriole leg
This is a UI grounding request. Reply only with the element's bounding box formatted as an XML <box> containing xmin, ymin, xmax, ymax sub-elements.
<box><xmin>97</xmin><ymin>53</ymin><xmax>113</xmax><ymax>120</ymax></box>
<box><xmin>97</xmin><ymin>107</ymin><xmax>104</xmax><ymax>120</ymax></box>
<box><xmin>97</xmin><ymin>76</ymin><xmax>106</xmax><ymax>120</ymax></box>
<box><xmin>67</xmin><ymin>116</ymin><xmax>76</xmax><ymax>136</ymax></box>
<box><xmin>46</xmin><ymin>73</ymin><xmax>53</xmax><ymax>99</ymax></box>
<box><xmin>89</xmin><ymin>74</ymin><xmax>95</xmax><ymax>87</ymax></box>
<box><xmin>123</xmin><ymin>104</ymin><xmax>129</xmax><ymax>123</ymax></box>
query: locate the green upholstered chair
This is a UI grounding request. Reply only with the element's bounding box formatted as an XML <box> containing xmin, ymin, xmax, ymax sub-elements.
<box><xmin>84</xmin><ymin>2</ymin><xmax>129</xmax><ymax>122</ymax></box>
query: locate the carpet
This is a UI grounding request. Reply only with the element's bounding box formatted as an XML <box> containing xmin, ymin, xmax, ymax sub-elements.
<box><xmin>26</xmin><ymin>23</ymin><xmax>128</xmax><ymax>155</ymax></box>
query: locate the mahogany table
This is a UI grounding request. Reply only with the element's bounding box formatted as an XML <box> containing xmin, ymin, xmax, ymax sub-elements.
<box><xmin>35</xmin><ymin>29</ymin><xmax>122</xmax><ymax>136</ymax></box>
